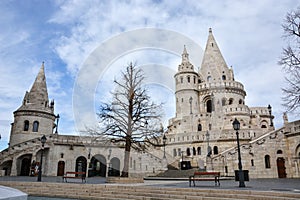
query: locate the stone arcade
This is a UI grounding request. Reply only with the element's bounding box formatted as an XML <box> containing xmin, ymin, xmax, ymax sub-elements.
<box><xmin>0</xmin><ymin>29</ymin><xmax>300</xmax><ymax>179</ymax></box>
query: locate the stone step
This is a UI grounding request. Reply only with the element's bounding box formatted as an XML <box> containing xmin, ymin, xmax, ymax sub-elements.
<box><xmin>1</xmin><ymin>181</ymin><xmax>300</xmax><ymax>200</ymax></box>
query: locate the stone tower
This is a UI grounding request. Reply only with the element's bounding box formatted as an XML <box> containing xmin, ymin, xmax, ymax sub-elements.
<box><xmin>174</xmin><ymin>46</ymin><xmax>199</xmax><ymax>118</ymax></box>
<box><xmin>9</xmin><ymin>63</ymin><xmax>56</xmax><ymax>146</ymax></box>
<box><xmin>166</xmin><ymin>28</ymin><xmax>274</xmax><ymax>165</ymax></box>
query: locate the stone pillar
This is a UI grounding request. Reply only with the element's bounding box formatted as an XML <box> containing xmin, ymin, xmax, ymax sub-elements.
<box><xmin>10</xmin><ymin>157</ymin><xmax>18</xmax><ymax>176</ymax></box>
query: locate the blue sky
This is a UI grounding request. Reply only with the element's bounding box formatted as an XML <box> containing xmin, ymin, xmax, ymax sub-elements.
<box><xmin>0</xmin><ymin>0</ymin><xmax>297</xmax><ymax>150</ymax></box>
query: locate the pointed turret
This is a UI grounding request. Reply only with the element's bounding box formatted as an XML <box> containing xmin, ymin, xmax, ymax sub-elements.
<box><xmin>10</xmin><ymin>62</ymin><xmax>56</xmax><ymax>146</ymax></box>
<box><xmin>199</xmin><ymin>28</ymin><xmax>232</xmax><ymax>82</ymax></box>
<box><xmin>27</xmin><ymin>62</ymin><xmax>49</xmax><ymax>107</ymax></box>
<box><xmin>174</xmin><ymin>46</ymin><xmax>199</xmax><ymax>117</ymax></box>
<box><xmin>19</xmin><ymin>62</ymin><xmax>52</xmax><ymax>111</ymax></box>
<box><xmin>178</xmin><ymin>45</ymin><xmax>194</xmax><ymax>72</ymax></box>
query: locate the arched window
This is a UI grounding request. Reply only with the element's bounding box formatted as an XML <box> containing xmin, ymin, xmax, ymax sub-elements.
<box><xmin>206</xmin><ymin>100</ymin><xmax>212</xmax><ymax>113</ymax></box>
<box><xmin>251</xmin><ymin>159</ymin><xmax>254</xmax><ymax>166</ymax></box>
<box><xmin>261</xmin><ymin>124</ymin><xmax>267</xmax><ymax>128</ymax></box>
<box><xmin>186</xmin><ymin>148</ymin><xmax>191</xmax><ymax>156</ymax></box>
<box><xmin>198</xmin><ymin>124</ymin><xmax>202</xmax><ymax>131</ymax></box>
<box><xmin>277</xmin><ymin>150</ymin><xmax>283</xmax><ymax>154</ymax></box>
<box><xmin>222</xmin><ymin>98</ymin><xmax>226</xmax><ymax>106</ymax></box>
<box><xmin>32</xmin><ymin>121</ymin><xmax>39</xmax><ymax>132</ymax></box>
<box><xmin>197</xmin><ymin>147</ymin><xmax>201</xmax><ymax>155</ymax></box>
<box><xmin>207</xmin><ymin>76</ymin><xmax>212</xmax><ymax>82</ymax></box>
<box><xmin>229</xmin><ymin>98</ymin><xmax>233</xmax><ymax>105</ymax></box>
<box><xmin>187</xmin><ymin>76</ymin><xmax>190</xmax><ymax>83</ymax></box>
<box><xmin>222</xmin><ymin>75</ymin><xmax>226</xmax><ymax>80</ymax></box>
<box><xmin>193</xmin><ymin>76</ymin><xmax>196</xmax><ymax>84</ymax></box>
<box><xmin>265</xmin><ymin>155</ymin><xmax>271</xmax><ymax>168</ymax></box>
<box><xmin>24</xmin><ymin>120</ymin><xmax>29</xmax><ymax>131</ymax></box>
<box><xmin>193</xmin><ymin>147</ymin><xmax>196</xmax><ymax>156</ymax></box>
<box><xmin>213</xmin><ymin>146</ymin><xmax>219</xmax><ymax>155</ymax></box>
<box><xmin>239</xmin><ymin>99</ymin><xmax>243</xmax><ymax>104</ymax></box>
<box><xmin>173</xmin><ymin>149</ymin><xmax>177</xmax><ymax>157</ymax></box>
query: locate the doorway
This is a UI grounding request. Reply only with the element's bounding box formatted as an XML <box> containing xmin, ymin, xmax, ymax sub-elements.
<box><xmin>20</xmin><ymin>158</ymin><xmax>31</xmax><ymax>176</ymax></box>
<box><xmin>277</xmin><ymin>157</ymin><xmax>287</xmax><ymax>178</ymax></box>
<box><xmin>57</xmin><ymin>161</ymin><xmax>65</xmax><ymax>176</ymax></box>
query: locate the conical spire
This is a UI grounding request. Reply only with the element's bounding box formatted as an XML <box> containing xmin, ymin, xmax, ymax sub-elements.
<box><xmin>200</xmin><ymin>28</ymin><xmax>230</xmax><ymax>82</ymax></box>
<box><xmin>178</xmin><ymin>45</ymin><xmax>194</xmax><ymax>72</ymax></box>
<box><xmin>20</xmin><ymin>62</ymin><xmax>50</xmax><ymax>110</ymax></box>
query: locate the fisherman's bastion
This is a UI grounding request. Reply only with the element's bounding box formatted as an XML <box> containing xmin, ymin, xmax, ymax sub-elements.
<box><xmin>0</xmin><ymin>29</ymin><xmax>299</xmax><ymax>180</ymax></box>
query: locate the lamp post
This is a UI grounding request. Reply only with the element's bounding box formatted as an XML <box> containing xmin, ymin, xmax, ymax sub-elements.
<box><xmin>162</xmin><ymin>134</ymin><xmax>167</xmax><ymax>158</ymax></box>
<box><xmin>267</xmin><ymin>105</ymin><xmax>273</xmax><ymax>127</ymax></box>
<box><xmin>37</xmin><ymin>135</ymin><xmax>47</xmax><ymax>182</ymax></box>
<box><xmin>232</xmin><ymin>118</ymin><xmax>245</xmax><ymax>187</ymax></box>
<box><xmin>55</xmin><ymin>114</ymin><xmax>60</xmax><ymax>134</ymax></box>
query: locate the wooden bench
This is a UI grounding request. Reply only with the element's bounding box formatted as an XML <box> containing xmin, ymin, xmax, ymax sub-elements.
<box><xmin>189</xmin><ymin>171</ymin><xmax>220</xmax><ymax>187</ymax></box>
<box><xmin>63</xmin><ymin>171</ymin><xmax>86</xmax><ymax>183</ymax></box>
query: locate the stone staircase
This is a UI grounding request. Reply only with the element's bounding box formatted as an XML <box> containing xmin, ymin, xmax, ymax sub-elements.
<box><xmin>1</xmin><ymin>181</ymin><xmax>300</xmax><ymax>200</ymax></box>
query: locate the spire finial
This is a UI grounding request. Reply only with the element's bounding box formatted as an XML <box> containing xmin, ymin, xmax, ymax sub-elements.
<box><xmin>182</xmin><ymin>45</ymin><xmax>189</xmax><ymax>63</ymax></box>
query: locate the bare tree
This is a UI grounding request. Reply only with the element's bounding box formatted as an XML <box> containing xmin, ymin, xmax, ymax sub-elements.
<box><xmin>279</xmin><ymin>7</ymin><xmax>300</xmax><ymax>113</ymax></box>
<box><xmin>97</xmin><ymin>63</ymin><xmax>163</xmax><ymax>177</ymax></box>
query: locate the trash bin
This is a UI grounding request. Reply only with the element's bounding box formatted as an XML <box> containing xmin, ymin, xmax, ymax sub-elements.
<box><xmin>181</xmin><ymin>161</ymin><xmax>191</xmax><ymax>170</ymax></box>
<box><xmin>234</xmin><ymin>170</ymin><xmax>249</xmax><ymax>181</ymax></box>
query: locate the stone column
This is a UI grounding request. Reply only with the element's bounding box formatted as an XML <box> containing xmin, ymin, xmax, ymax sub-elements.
<box><xmin>10</xmin><ymin>157</ymin><xmax>18</xmax><ymax>176</ymax></box>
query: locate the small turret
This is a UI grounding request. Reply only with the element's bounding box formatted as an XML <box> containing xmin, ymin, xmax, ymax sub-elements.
<box><xmin>174</xmin><ymin>46</ymin><xmax>199</xmax><ymax>118</ymax></box>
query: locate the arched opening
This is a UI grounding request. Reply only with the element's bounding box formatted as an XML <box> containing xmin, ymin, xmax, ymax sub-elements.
<box><xmin>277</xmin><ymin>150</ymin><xmax>283</xmax><ymax>154</ymax></box>
<box><xmin>75</xmin><ymin>156</ymin><xmax>87</xmax><ymax>175</ymax></box>
<box><xmin>32</xmin><ymin>121</ymin><xmax>39</xmax><ymax>132</ymax></box>
<box><xmin>206</xmin><ymin>100</ymin><xmax>212</xmax><ymax>113</ymax></box>
<box><xmin>89</xmin><ymin>155</ymin><xmax>106</xmax><ymax>177</ymax></box>
<box><xmin>222</xmin><ymin>75</ymin><xmax>226</xmax><ymax>80</ymax></box>
<box><xmin>24</xmin><ymin>120</ymin><xmax>29</xmax><ymax>131</ymax></box>
<box><xmin>187</xmin><ymin>76</ymin><xmax>190</xmax><ymax>83</ymax></box>
<box><xmin>222</xmin><ymin>98</ymin><xmax>226</xmax><ymax>106</ymax></box>
<box><xmin>239</xmin><ymin>99</ymin><xmax>243</xmax><ymax>104</ymax></box>
<box><xmin>207</xmin><ymin>76</ymin><xmax>211</xmax><ymax>82</ymax></box>
<box><xmin>21</xmin><ymin>158</ymin><xmax>31</xmax><ymax>176</ymax></box>
<box><xmin>1</xmin><ymin>160</ymin><xmax>12</xmax><ymax>176</ymax></box>
<box><xmin>109</xmin><ymin>157</ymin><xmax>120</xmax><ymax>177</ymax></box>
<box><xmin>265</xmin><ymin>155</ymin><xmax>271</xmax><ymax>169</ymax></box>
<box><xmin>57</xmin><ymin>161</ymin><xmax>65</xmax><ymax>176</ymax></box>
<box><xmin>229</xmin><ymin>98</ymin><xmax>233</xmax><ymax>105</ymax></box>
<box><xmin>213</xmin><ymin>146</ymin><xmax>218</xmax><ymax>155</ymax></box>
<box><xmin>186</xmin><ymin>148</ymin><xmax>191</xmax><ymax>156</ymax></box>
<box><xmin>277</xmin><ymin>157</ymin><xmax>287</xmax><ymax>178</ymax></box>
<box><xmin>198</xmin><ymin>124</ymin><xmax>202</xmax><ymax>131</ymax></box>
<box><xmin>193</xmin><ymin>147</ymin><xmax>196</xmax><ymax>156</ymax></box>
<box><xmin>197</xmin><ymin>147</ymin><xmax>201</xmax><ymax>155</ymax></box>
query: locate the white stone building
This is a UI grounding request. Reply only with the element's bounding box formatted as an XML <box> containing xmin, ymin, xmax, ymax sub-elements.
<box><xmin>0</xmin><ymin>28</ymin><xmax>299</xmax><ymax>179</ymax></box>
<box><xmin>164</xmin><ymin>28</ymin><xmax>300</xmax><ymax>178</ymax></box>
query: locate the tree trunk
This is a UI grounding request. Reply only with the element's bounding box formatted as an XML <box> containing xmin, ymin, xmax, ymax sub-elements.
<box><xmin>121</xmin><ymin>135</ymin><xmax>131</xmax><ymax>177</ymax></box>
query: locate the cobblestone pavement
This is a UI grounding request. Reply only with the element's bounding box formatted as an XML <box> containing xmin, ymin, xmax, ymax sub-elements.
<box><xmin>1</xmin><ymin>176</ymin><xmax>300</xmax><ymax>194</ymax></box>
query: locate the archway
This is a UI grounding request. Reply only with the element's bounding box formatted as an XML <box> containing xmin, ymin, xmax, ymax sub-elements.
<box><xmin>21</xmin><ymin>158</ymin><xmax>31</xmax><ymax>176</ymax></box>
<box><xmin>57</xmin><ymin>161</ymin><xmax>65</xmax><ymax>176</ymax></box>
<box><xmin>75</xmin><ymin>156</ymin><xmax>87</xmax><ymax>175</ymax></box>
<box><xmin>1</xmin><ymin>160</ymin><xmax>12</xmax><ymax>176</ymax></box>
<box><xmin>89</xmin><ymin>154</ymin><xmax>106</xmax><ymax>177</ymax></box>
<box><xmin>109</xmin><ymin>157</ymin><xmax>120</xmax><ymax>177</ymax></box>
<box><xmin>277</xmin><ymin>157</ymin><xmax>287</xmax><ymax>178</ymax></box>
